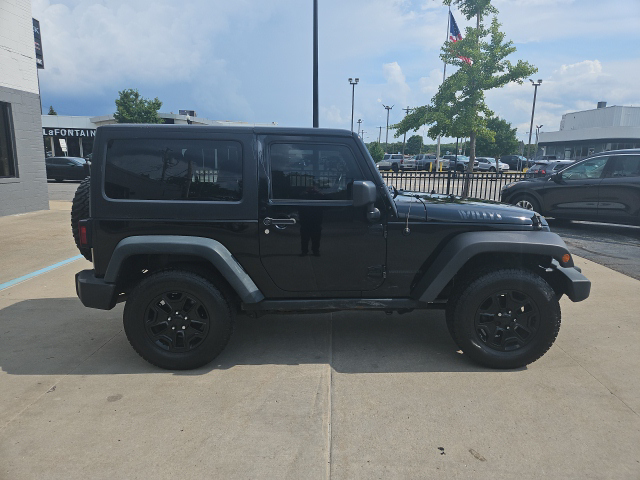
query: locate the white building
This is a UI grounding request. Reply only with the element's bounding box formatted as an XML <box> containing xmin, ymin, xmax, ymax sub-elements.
<box><xmin>0</xmin><ymin>1</ymin><xmax>49</xmax><ymax>216</ymax></box>
<box><xmin>538</xmin><ymin>103</ymin><xmax>640</xmax><ymax>161</ymax></box>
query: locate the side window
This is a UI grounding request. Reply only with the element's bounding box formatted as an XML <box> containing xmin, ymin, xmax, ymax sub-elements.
<box><xmin>105</xmin><ymin>138</ymin><xmax>242</xmax><ymax>201</ymax></box>
<box><xmin>562</xmin><ymin>157</ymin><xmax>608</xmax><ymax>180</ymax></box>
<box><xmin>270</xmin><ymin>143</ymin><xmax>362</xmax><ymax>201</ymax></box>
<box><xmin>610</xmin><ymin>155</ymin><xmax>640</xmax><ymax>178</ymax></box>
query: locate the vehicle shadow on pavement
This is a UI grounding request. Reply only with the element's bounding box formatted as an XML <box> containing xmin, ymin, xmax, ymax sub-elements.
<box><xmin>0</xmin><ymin>298</ymin><xmax>510</xmax><ymax>376</ymax></box>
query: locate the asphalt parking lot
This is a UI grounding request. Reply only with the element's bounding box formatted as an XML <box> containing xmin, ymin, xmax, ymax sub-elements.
<box><xmin>1</xmin><ymin>184</ymin><xmax>639</xmax><ymax>479</ymax></box>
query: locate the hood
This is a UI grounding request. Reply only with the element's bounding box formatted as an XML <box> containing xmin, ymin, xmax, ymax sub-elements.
<box><xmin>394</xmin><ymin>191</ymin><xmax>547</xmax><ymax>227</ymax></box>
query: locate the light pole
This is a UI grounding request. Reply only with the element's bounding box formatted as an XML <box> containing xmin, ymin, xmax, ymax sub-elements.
<box><xmin>527</xmin><ymin>79</ymin><xmax>542</xmax><ymax>160</ymax></box>
<box><xmin>312</xmin><ymin>0</ymin><xmax>319</xmax><ymax>128</ymax></box>
<box><xmin>360</xmin><ymin>131</ymin><xmax>366</xmax><ymax>142</ymax></box>
<box><xmin>348</xmin><ymin>78</ymin><xmax>359</xmax><ymax>132</ymax></box>
<box><xmin>401</xmin><ymin>105</ymin><xmax>412</xmax><ymax>157</ymax></box>
<box><xmin>378</xmin><ymin>126</ymin><xmax>383</xmax><ymax>143</ymax></box>
<box><xmin>535</xmin><ymin>124</ymin><xmax>543</xmax><ymax>158</ymax></box>
<box><xmin>357</xmin><ymin>119</ymin><xmax>362</xmax><ymax>136</ymax></box>
<box><xmin>382</xmin><ymin>104</ymin><xmax>393</xmax><ymax>147</ymax></box>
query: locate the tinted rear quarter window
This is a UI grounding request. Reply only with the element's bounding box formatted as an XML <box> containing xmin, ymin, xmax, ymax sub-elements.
<box><xmin>105</xmin><ymin>138</ymin><xmax>242</xmax><ymax>201</ymax></box>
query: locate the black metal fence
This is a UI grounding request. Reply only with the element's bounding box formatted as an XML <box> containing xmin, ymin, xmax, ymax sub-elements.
<box><xmin>379</xmin><ymin>171</ymin><xmax>528</xmax><ymax>202</ymax></box>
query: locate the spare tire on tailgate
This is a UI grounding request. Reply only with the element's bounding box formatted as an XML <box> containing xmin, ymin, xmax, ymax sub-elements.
<box><xmin>71</xmin><ymin>177</ymin><xmax>92</xmax><ymax>261</ymax></box>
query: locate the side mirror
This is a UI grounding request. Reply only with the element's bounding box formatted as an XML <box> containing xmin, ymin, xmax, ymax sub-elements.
<box><xmin>550</xmin><ymin>172</ymin><xmax>562</xmax><ymax>183</ymax></box>
<box><xmin>352</xmin><ymin>180</ymin><xmax>381</xmax><ymax>221</ymax></box>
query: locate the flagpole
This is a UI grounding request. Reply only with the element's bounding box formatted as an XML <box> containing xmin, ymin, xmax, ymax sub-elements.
<box><xmin>436</xmin><ymin>6</ymin><xmax>450</xmax><ymax>171</ymax></box>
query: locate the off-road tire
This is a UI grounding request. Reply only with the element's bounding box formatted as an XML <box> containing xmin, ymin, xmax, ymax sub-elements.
<box><xmin>71</xmin><ymin>177</ymin><xmax>92</xmax><ymax>261</ymax></box>
<box><xmin>448</xmin><ymin>269</ymin><xmax>561</xmax><ymax>369</ymax></box>
<box><xmin>123</xmin><ymin>270</ymin><xmax>234</xmax><ymax>370</ymax></box>
<box><xmin>511</xmin><ymin>193</ymin><xmax>541</xmax><ymax>213</ymax></box>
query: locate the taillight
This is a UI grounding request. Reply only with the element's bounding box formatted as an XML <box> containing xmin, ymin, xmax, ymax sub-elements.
<box><xmin>79</xmin><ymin>225</ymin><xmax>88</xmax><ymax>246</ymax></box>
<box><xmin>540</xmin><ymin>169</ymin><xmax>546</xmax><ymax>175</ymax></box>
<box><xmin>400</xmin><ymin>159</ymin><xmax>404</xmax><ymax>164</ymax></box>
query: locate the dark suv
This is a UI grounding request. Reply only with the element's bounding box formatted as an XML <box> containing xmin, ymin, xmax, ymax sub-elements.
<box><xmin>501</xmin><ymin>149</ymin><xmax>640</xmax><ymax>225</ymax></box>
<box><xmin>73</xmin><ymin>125</ymin><xmax>590</xmax><ymax>370</ymax></box>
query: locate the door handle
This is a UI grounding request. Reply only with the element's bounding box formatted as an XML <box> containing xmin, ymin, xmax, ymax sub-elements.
<box><xmin>264</xmin><ymin>217</ymin><xmax>296</xmax><ymax>226</ymax></box>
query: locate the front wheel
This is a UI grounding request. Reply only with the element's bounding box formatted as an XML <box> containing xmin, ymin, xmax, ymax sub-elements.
<box><xmin>511</xmin><ymin>194</ymin><xmax>540</xmax><ymax>213</ymax></box>
<box><xmin>489</xmin><ymin>167</ymin><xmax>496</xmax><ymax>172</ymax></box>
<box><xmin>448</xmin><ymin>269</ymin><xmax>560</xmax><ymax>369</ymax></box>
<box><xmin>123</xmin><ymin>270</ymin><xmax>234</xmax><ymax>370</ymax></box>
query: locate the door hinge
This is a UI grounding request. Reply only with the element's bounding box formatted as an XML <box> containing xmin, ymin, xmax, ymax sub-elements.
<box><xmin>367</xmin><ymin>265</ymin><xmax>386</xmax><ymax>278</ymax></box>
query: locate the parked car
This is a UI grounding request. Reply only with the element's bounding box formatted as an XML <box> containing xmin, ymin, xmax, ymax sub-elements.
<box><xmin>45</xmin><ymin>156</ymin><xmax>91</xmax><ymax>182</ymax></box>
<box><xmin>501</xmin><ymin>149</ymin><xmax>640</xmax><ymax>225</ymax></box>
<box><xmin>401</xmin><ymin>155</ymin><xmax>416</xmax><ymax>171</ymax></box>
<box><xmin>475</xmin><ymin>157</ymin><xmax>509</xmax><ymax>172</ymax></box>
<box><xmin>525</xmin><ymin>160</ymin><xmax>575</xmax><ymax>178</ymax></box>
<box><xmin>72</xmin><ymin>124</ymin><xmax>589</xmax><ymax>370</ymax></box>
<box><xmin>442</xmin><ymin>155</ymin><xmax>479</xmax><ymax>172</ymax></box>
<box><xmin>500</xmin><ymin>154</ymin><xmax>531</xmax><ymax>171</ymax></box>
<box><xmin>377</xmin><ymin>153</ymin><xmax>404</xmax><ymax>172</ymax></box>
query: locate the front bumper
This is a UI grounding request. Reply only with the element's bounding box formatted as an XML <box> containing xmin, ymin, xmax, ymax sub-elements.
<box><xmin>549</xmin><ymin>260</ymin><xmax>591</xmax><ymax>302</ymax></box>
<box><xmin>75</xmin><ymin>269</ymin><xmax>118</xmax><ymax>310</ymax></box>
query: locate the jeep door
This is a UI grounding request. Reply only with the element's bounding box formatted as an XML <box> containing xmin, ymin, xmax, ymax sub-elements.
<box><xmin>259</xmin><ymin>137</ymin><xmax>387</xmax><ymax>293</ymax></box>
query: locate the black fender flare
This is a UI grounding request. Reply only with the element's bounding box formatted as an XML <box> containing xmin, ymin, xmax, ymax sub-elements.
<box><xmin>411</xmin><ymin>231</ymin><xmax>574</xmax><ymax>303</ymax></box>
<box><xmin>104</xmin><ymin>235</ymin><xmax>264</xmax><ymax>303</ymax></box>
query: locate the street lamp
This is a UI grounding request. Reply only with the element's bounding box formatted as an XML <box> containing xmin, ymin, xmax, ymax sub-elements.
<box><xmin>357</xmin><ymin>119</ymin><xmax>362</xmax><ymax>136</ymax></box>
<box><xmin>312</xmin><ymin>0</ymin><xmax>319</xmax><ymax>128</ymax></box>
<box><xmin>527</xmin><ymin>79</ymin><xmax>542</xmax><ymax>161</ymax></box>
<box><xmin>382</xmin><ymin>104</ymin><xmax>393</xmax><ymax>146</ymax></box>
<box><xmin>348</xmin><ymin>78</ymin><xmax>359</xmax><ymax>132</ymax></box>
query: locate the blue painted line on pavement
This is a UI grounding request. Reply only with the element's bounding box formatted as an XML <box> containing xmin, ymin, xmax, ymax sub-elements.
<box><xmin>0</xmin><ymin>255</ymin><xmax>84</xmax><ymax>291</ymax></box>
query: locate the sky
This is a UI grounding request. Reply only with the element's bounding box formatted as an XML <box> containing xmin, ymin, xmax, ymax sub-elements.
<box><xmin>32</xmin><ymin>0</ymin><xmax>640</xmax><ymax>144</ymax></box>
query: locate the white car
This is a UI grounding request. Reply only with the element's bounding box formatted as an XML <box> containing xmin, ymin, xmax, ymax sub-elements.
<box><xmin>475</xmin><ymin>157</ymin><xmax>509</xmax><ymax>172</ymax></box>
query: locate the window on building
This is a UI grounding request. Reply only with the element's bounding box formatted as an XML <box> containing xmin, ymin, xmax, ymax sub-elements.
<box><xmin>269</xmin><ymin>143</ymin><xmax>362</xmax><ymax>201</ymax></box>
<box><xmin>105</xmin><ymin>138</ymin><xmax>243</xmax><ymax>201</ymax></box>
<box><xmin>0</xmin><ymin>102</ymin><xmax>17</xmax><ymax>178</ymax></box>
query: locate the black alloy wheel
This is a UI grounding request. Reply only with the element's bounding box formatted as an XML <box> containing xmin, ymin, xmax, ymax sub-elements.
<box><xmin>474</xmin><ymin>289</ymin><xmax>540</xmax><ymax>352</ymax></box>
<box><xmin>124</xmin><ymin>270</ymin><xmax>234</xmax><ymax>370</ymax></box>
<box><xmin>143</xmin><ymin>290</ymin><xmax>211</xmax><ymax>353</ymax></box>
<box><xmin>448</xmin><ymin>269</ymin><xmax>560</xmax><ymax>369</ymax></box>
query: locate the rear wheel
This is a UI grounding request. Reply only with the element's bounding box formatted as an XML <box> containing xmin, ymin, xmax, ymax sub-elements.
<box><xmin>489</xmin><ymin>167</ymin><xmax>496</xmax><ymax>172</ymax></box>
<box><xmin>71</xmin><ymin>177</ymin><xmax>92</xmax><ymax>261</ymax></box>
<box><xmin>123</xmin><ymin>270</ymin><xmax>234</xmax><ymax>370</ymax></box>
<box><xmin>448</xmin><ymin>269</ymin><xmax>560</xmax><ymax>369</ymax></box>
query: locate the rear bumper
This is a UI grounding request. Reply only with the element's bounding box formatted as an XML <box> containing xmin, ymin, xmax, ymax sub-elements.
<box><xmin>550</xmin><ymin>260</ymin><xmax>591</xmax><ymax>302</ymax></box>
<box><xmin>75</xmin><ymin>269</ymin><xmax>118</xmax><ymax>310</ymax></box>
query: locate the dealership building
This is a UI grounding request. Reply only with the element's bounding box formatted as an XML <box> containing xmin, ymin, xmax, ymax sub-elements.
<box><xmin>538</xmin><ymin>103</ymin><xmax>640</xmax><ymax>161</ymax></box>
<box><xmin>0</xmin><ymin>1</ymin><xmax>49</xmax><ymax>216</ymax></box>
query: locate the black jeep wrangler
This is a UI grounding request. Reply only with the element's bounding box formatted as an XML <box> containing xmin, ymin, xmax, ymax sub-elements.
<box><xmin>73</xmin><ymin>125</ymin><xmax>590</xmax><ymax>370</ymax></box>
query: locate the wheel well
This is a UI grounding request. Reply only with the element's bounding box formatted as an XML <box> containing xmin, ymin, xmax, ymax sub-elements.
<box><xmin>438</xmin><ymin>252</ymin><xmax>556</xmax><ymax>299</ymax></box>
<box><xmin>116</xmin><ymin>254</ymin><xmax>241</xmax><ymax>311</ymax></box>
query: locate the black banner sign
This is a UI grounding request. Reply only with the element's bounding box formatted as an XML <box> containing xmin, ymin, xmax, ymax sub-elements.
<box><xmin>42</xmin><ymin>128</ymin><xmax>96</xmax><ymax>138</ymax></box>
<box><xmin>33</xmin><ymin>18</ymin><xmax>44</xmax><ymax>69</ymax></box>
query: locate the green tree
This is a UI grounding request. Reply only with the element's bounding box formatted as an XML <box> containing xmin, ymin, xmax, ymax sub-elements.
<box><xmin>395</xmin><ymin>0</ymin><xmax>536</xmax><ymax>196</ymax></box>
<box><xmin>48</xmin><ymin>105</ymin><xmax>57</xmax><ymax>115</ymax></box>
<box><xmin>406</xmin><ymin>135</ymin><xmax>423</xmax><ymax>155</ymax></box>
<box><xmin>475</xmin><ymin>116</ymin><xmax>519</xmax><ymax>158</ymax></box>
<box><xmin>114</xmin><ymin>88</ymin><xmax>163</xmax><ymax>124</ymax></box>
<box><xmin>367</xmin><ymin>142</ymin><xmax>385</xmax><ymax>162</ymax></box>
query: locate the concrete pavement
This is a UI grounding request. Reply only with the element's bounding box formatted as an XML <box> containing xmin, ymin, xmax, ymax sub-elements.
<box><xmin>0</xmin><ymin>203</ymin><xmax>639</xmax><ymax>479</ymax></box>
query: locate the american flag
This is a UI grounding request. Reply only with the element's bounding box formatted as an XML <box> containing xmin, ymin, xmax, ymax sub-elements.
<box><xmin>449</xmin><ymin>11</ymin><xmax>472</xmax><ymax>65</ymax></box>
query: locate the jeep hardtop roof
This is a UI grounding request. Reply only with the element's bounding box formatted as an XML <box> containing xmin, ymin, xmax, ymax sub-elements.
<box><xmin>96</xmin><ymin>124</ymin><xmax>357</xmax><ymax>138</ymax></box>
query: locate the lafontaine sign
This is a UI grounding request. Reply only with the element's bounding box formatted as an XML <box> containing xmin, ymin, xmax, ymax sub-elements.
<box><xmin>42</xmin><ymin>128</ymin><xmax>96</xmax><ymax>138</ymax></box>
